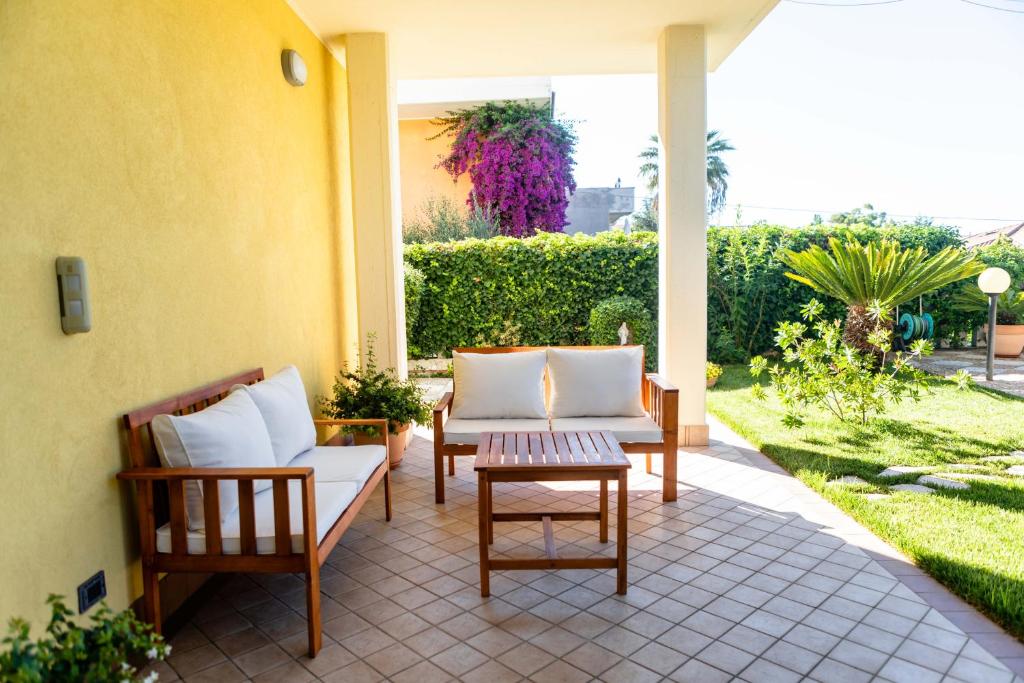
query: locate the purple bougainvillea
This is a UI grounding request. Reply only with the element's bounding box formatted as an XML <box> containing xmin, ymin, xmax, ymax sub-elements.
<box><xmin>433</xmin><ymin>102</ymin><xmax>577</xmax><ymax>237</ymax></box>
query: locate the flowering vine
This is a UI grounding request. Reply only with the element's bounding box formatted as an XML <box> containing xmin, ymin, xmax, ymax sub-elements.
<box><xmin>432</xmin><ymin>101</ymin><xmax>577</xmax><ymax>237</ymax></box>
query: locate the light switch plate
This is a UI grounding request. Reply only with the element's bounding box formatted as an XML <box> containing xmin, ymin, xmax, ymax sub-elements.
<box><xmin>56</xmin><ymin>257</ymin><xmax>91</xmax><ymax>334</ymax></box>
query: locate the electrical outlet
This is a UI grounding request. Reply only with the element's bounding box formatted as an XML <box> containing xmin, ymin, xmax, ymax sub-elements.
<box><xmin>77</xmin><ymin>570</ymin><xmax>106</xmax><ymax>614</ymax></box>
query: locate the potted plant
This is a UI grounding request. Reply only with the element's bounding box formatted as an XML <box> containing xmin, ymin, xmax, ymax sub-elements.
<box><xmin>0</xmin><ymin>595</ymin><xmax>170</xmax><ymax>682</ymax></box>
<box><xmin>320</xmin><ymin>337</ymin><xmax>431</xmax><ymax>467</ymax></box>
<box><xmin>706</xmin><ymin>361</ymin><xmax>723</xmax><ymax>388</ymax></box>
<box><xmin>952</xmin><ymin>285</ymin><xmax>1024</xmax><ymax>358</ymax></box>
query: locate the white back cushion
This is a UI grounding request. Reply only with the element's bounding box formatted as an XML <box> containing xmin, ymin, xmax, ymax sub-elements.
<box><xmin>232</xmin><ymin>366</ymin><xmax>316</xmax><ymax>466</ymax></box>
<box><xmin>151</xmin><ymin>390</ymin><xmax>276</xmax><ymax>531</ymax></box>
<box><xmin>450</xmin><ymin>351</ymin><xmax>547</xmax><ymax>419</ymax></box>
<box><xmin>547</xmin><ymin>347</ymin><xmax>646</xmax><ymax>418</ymax></box>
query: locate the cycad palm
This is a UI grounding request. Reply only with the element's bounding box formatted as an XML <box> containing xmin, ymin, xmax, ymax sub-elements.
<box><xmin>780</xmin><ymin>238</ymin><xmax>984</xmax><ymax>350</ymax></box>
<box><xmin>637</xmin><ymin>131</ymin><xmax>734</xmax><ymax>215</ymax></box>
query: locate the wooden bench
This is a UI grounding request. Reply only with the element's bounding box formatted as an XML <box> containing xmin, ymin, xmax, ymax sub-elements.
<box><xmin>116</xmin><ymin>368</ymin><xmax>390</xmax><ymax>657</ymax></box>
<box><xmin>433</xmin><ymin>346</ymin><xmax>679</xmax><ymax>503</ymax></box>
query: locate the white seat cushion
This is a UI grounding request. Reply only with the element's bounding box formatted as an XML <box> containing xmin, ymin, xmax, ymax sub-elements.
<box><xmin>287</xmin><ymin>445</ymin><xmax>386</xmax><ymax>489</ymax></box>
<box><xmin>443</xmin><ymin>418</ymin><xmax>550</xmax><ymax>445</ymax></box>
<box><xmin>450</xmin><ymin>351</ymin><xmax>547</xmax><ymax>419</ymax></box>
<box><xmin>156</xmin><ymin>480</ymin><xmax>358</xmax><ymax>555</ymax></box>
<box><xmin>551</xmin><ymin>416</ymin><xmax>662</xmax><ymax>444</ymax></box>
<box><xmin>547</xmin><ymin>347</ymin><xmax>646</xmax><ymax>418</ymax></box>
<box><xmin>151</xmin><ymin>390</ymin><xmax>276</xmax><ymax>531</ymax></box>
<box><xmin>232</xmin><ymin>366</ymin><xmax>316</xmax><ymax>467</ymax></box>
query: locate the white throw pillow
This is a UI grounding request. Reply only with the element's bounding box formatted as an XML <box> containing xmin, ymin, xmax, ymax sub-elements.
<box><xmin>450</xmin><ymin>351</ymin><xmax>548</xmax><ymax>419</ymax></box>
<box><xmin>547</xmin><ymin>347</ymin><xmax>646</xmax><ymax>418</ymax></box>
<box><xmin>151</xmin><ymin>390</ymin><xmax>276</xmax><ymax>531</ymax></box>
<box><xmin>231</xmin><ymin>366</ymin><xmax>316</xmax><ymax>466</ymax></box>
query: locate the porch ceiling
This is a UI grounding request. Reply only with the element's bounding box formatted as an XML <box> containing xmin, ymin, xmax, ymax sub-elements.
<box><xmin>286</xmin><ymin>0</ymin><xmax>779</xmax><ymax>77</ymax></box>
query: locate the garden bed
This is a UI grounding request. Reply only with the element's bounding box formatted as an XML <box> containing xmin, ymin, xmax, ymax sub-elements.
<box><xmin>708</xmin><ymin>365</ymin><xmax>1024</xmax><ymax>640</ymax></box>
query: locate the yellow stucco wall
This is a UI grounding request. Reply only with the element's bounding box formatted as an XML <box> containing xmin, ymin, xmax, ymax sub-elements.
<box><xmin>0</xmin><ymin>0</ymin><xmax>354</xmax><ymax>624</ymax></box>
<box><xmin>398</xmin><ymin>119</ymin><xmax>472</xmax><ymax>226</ymax></box>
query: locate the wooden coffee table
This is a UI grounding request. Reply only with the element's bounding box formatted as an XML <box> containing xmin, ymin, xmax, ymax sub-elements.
<box><xmin>474</xmin><ymin>430</ymin><xmax>631</xmax><ymax>596</ymax></box>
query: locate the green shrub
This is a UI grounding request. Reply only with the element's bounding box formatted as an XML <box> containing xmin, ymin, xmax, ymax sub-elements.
<box><xmin>404</xmin><ymin>222</ymin><xmax>1020</xmax><ymax>362</ymax></box>
<box><xmin>588</xmin><ymin>296</ymin><xmax>657</xmax><ymax>371</ymax></box>
<box><xmin>405</xmin><ymin>231</ymin><xmax>657</xmax><ymax>357</ymax></box>
<box><xmin>749</xmin><ymin>299</ymin><xmax>969</xmax><ymax>427</ymax></box>
<box><xmin>0</xmin><ymin>595</ymin><xmax>170</xmax><ymax>682</ymax></box>
<box><xmin>404</xmin><ymin>265</ymin><xmax>425</xmax><ymax>357</ymax></box>
<box><xmin>403</xmin><ymin>195</ymin><xmax>496</xmax><ymax>244</ymax></box>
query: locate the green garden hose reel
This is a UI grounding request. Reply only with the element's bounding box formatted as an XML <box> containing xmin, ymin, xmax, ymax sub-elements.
<box><xmin>897</xmin><ymin>311</ymin><xmax>934</xmax><ymax>342</ymax></box>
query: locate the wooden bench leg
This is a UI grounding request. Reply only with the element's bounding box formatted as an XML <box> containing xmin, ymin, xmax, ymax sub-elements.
<box><xmin>599</xmin><ymin>479</ymin><xmax>608</xmax><ymax>543</ymax></box>
<box><xmin>383</xmin><ymin>467</ymin><xmax>393</xmax><ymax>521</ymax></box>
<box><xmin>434</xmin><ymin>441</ymin><xmax>445</xmax><ymax>504</ymax></box>
<box><xmin>663</xmin><ymin>438</ymin><xmax>678</xmax><ymax>502</ymax></box>
<box><xmin>645</xmin><ymin>453</ymin><xmax>652</xmax><ymax>474</ymax></box>
<box><xmin>448</xmin><ymin>454</ymin><xmax>455</xmax><ymax>476</ymax></box>
<box><xmin>142</xmin><ymin>565</ymin><xmax>161</xmax><ymax>632</ymax></box>
<box><xmin>305</xmin><ymin>557</ymin><xmax>322</xmax><ymax>657</ymax></box>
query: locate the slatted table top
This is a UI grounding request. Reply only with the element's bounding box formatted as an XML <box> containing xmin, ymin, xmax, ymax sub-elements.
<box><xmin>474</xmin><ymin>431</ymin><xmax>631</xmax><ymax>471</ymax></box>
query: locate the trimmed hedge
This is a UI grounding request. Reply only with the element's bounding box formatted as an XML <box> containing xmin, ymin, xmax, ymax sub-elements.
<box><xmin>405</xmin><ymin>231</ymin><xmax>656</xmax><ymax>356</ymax></box>
<box><xmin>405</xmin><ymin>225</ymin><xmax>1024</xmax><ymax>362</ymax></box>
<box><xmin>589</xmin><ymin>296</ymin><xmax>657</xmax><ymax>371</ymax></box>
<box><xmin>404</xmin><ymin>265</ymin><xmax>426</xmax><ymax>357</ymax></box>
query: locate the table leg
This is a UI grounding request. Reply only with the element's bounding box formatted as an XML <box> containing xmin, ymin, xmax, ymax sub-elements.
<box><xmin>487</xmin><ymin>480</ymin><xmax>494</xmax><ymax>544</ymax></box>
<box><xmin>599</xmin><ymin>479</ymin><xmax>608</xmax><ymax>543</ymax></box>
<box><xmin>478</xmin><ymin>471</ymin><xmax>490</xmax><ymax>597</ymax></box>
<box><xmin>616</xmin><ymin>471</ymin><xmax>628</xmax><ymax>595</ymax></box>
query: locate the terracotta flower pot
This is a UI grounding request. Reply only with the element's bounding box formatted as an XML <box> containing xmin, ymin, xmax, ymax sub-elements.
<box><xmin>995</xmin><ymin>324</ymin><xmax>1024</xmax><ymax>359</ymax></box>
<box><xmin>706</xmin><ymin>377</ymin><xmax>718</xmax><ymax>388</ymax></box>
<box><xmin>354</xmin><ymin>423</ymin><xmax>411</xmax><ymax>468</ymax></box>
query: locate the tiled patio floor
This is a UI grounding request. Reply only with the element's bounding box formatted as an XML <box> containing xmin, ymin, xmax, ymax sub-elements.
<box><xmin>150</xmin><ymin>420</ymin><xmax>1024</xmax><ymax>682</ymax></box>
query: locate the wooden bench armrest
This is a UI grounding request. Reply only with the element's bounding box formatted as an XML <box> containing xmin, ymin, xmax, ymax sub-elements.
<box><xmin>644</xmin><ymin>373</ymin><xmax>679</xmax><ymax>432</ymax></box>
<box><xmin>116</xmin><ymin>467</ymin><xmax>314</xmax><ymax>482</ymax></box>
<box><xmin>433</xmin><ymin>392</ymin><xmax>453</xmax><ymax>415</ymax></box>
<box><xmin>116</xmin><ymin>466</ymin><xmax>318</xmax><ymax>559</ymax></box>
<box><xmin>645</xmin><ymin>373</ymin><xmax>678</xmax><ymax>393</ymax></box>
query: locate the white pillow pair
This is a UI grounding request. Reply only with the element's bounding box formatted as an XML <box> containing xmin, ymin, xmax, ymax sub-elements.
<box><xmin>151</xmin><ymin>366</ymin><xmax>315</xmax><ymax>531</ymax></box>
<box><xmin>450</xmin><ymin>347</ymin><xmax>646</xmax><ymax>420</ymax></box>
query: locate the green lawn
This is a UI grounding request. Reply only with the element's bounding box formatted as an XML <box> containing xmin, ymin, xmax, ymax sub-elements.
<box><xmin>707</xmin><ymin>365</ymin><xmax>1024</xmax><ymax>640</ymax></box>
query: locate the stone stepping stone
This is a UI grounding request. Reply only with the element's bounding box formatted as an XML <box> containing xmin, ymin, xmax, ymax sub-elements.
<box><xmin>936</xmin><ymin>472</ymin><xmax>1001</xmax><ymax>482</ymax></box>
<box><xmin>890</xmin><ymin>484</ymin><xmax>934</xmax><ymax>494</ymax></box>
<box><xmin>829</xmin><ymin>476</ymin><xmax>869</xmax><ymax>486</ymax></box>
<box><xmin>917</xmin><ymin>475</ymin><xmax>970</xmax><ymax>490</ymax></box>
<box><xmin>980</xmin><ymin>455</ymin><xmax>1024</xmax><ymax>463</ymax></box>
<box><xmin>878</xmin><ymin>466</ymin><xmax>932</xmax><ymax>478</ymax></box>
<box><xmin>1007</xmin><ymin>465</ymin><xmax>1024</xmax><ymax>477</ymax></box>
<box><xmin>945</xmin><ymin>464</ymin><xmax>990</xmax><ymax>471</ymax></box>
<box><xmin>864</xmin><ymin>493</ymin><xmax>890</xmax><ymax>501</ymax></box>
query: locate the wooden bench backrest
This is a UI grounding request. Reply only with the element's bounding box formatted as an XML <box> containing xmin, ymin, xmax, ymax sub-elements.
<box><xmin>123</xmin><ymin>368</ymin><xmax>265</xmax><ymax>470</ymax></box>
<box><xmin>451</xmin><ymin>346</ymin><xmax>647</xmax><ymax>409</ymax></box>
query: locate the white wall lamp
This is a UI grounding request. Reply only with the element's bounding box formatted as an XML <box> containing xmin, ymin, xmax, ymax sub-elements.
<box><xmin>978</xmin><ymin>267</ymin><xmax>1011</xmax><ymax>381</ymax></box>
<box><xmin>281</xmin><ymin>49</ymin><xmax>307</xmax><ymax>87</ymax></box>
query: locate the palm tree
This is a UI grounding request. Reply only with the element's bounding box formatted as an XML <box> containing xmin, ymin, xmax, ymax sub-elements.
<box><xmin>637</xmin><ymin>131</ymin><xmax>735</xmax><ymax>215</ymax></box>
<box><xmin>780</xmin><ymin>238</ymin><xmax>984</xmax><ymax>351</ymax></box>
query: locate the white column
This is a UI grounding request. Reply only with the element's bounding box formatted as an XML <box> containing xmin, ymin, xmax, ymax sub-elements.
<box><xmin>344</xmin><ymin>33</ymin><xmax>407</xmax><ymax>376</ymax></box>
<box><xmin>658</xmin><ymin>25</ymin><xmax>708</xmax><ymax>446</ymax></box>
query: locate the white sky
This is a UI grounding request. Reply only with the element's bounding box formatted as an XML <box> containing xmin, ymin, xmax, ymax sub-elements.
<box><xmin>551</xmin><ymin>0</ymin><xmax>1024</xmax><ymax>234</ymax></box>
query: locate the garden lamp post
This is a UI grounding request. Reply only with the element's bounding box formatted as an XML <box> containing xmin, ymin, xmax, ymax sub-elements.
<box><xmin>978</xmin><ymin>267</ymin><xmax>1011</xmax><ymax>381</ymax></box>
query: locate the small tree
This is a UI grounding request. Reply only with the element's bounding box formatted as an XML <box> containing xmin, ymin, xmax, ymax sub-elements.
<box><xmin>750</xmin><ymin>299</ymin><xmax>970</xmax><ymax>428</ymax></box>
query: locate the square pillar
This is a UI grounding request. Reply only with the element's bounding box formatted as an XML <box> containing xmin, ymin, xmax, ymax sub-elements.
<box><xmin>658</xmin><ymin>25</ymin><xmax>709</xmax><ymax>446</ymax></box>
<box><xmin>344</xmin><ymin>33</ymin><xmax>407</xmax><ymax>376</ymax></box>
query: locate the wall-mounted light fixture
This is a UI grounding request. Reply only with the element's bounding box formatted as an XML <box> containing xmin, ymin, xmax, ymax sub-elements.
<box><xmin>281</xmin><ymin>49</ymin><xmax>307</xmax><ymax>87</ymax></box>
<box><xmin>55</xmin><ymin>257</ymin><xmax>91</xmax><ymax>334</ymax></box>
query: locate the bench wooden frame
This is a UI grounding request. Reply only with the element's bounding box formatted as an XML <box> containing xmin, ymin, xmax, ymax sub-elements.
<box><xmin>116</xmin><ymin>368</ymin><xmax>391</xmax><ymax>657</ymax></box>
<box><xmin>432</xmin><ymin>346</ymin><xmax>679</xmax><ymax>504</ymax></box>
